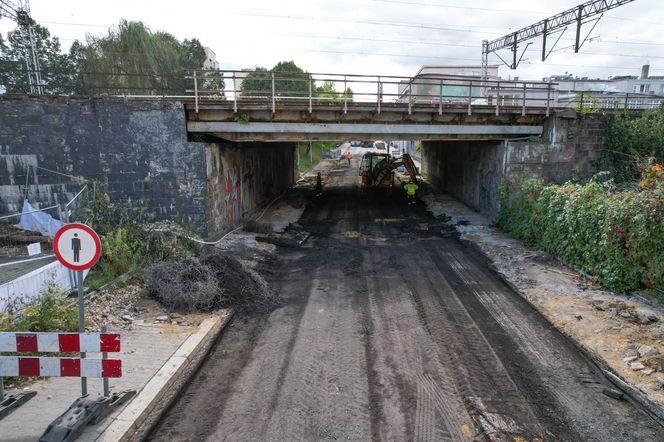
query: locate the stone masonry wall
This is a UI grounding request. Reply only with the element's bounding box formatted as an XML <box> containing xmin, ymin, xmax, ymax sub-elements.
<box><xmin>0</xmin><ymin>97</ymin><xmax>296</xmax><ymax>237</ymax></box>
<box><xmin>422</xmin><ymin>113</ymin><xmax>607</xmax><ymax>221</ymax></box>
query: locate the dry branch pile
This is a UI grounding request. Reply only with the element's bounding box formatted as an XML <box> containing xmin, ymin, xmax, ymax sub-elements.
<box><xmin>145</xmin><ymin>251</ymin><xmax>279</xmax><ymax>313</ymax></box>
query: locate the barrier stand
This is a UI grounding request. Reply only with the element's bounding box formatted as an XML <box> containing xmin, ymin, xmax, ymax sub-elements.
<box><xmin>0</xmin><ymin>331</ymin><xmax>126</xmax><ymax>427</ymax></box>
<box><xmin>101</xmin><ymin>325</ymin><xmax>109</xmax><ymax>397</ymax></box>
<box><xmin>0</xmin><ymin>372</ymin><xmax>37</xmax><ymax>420</ymax></box>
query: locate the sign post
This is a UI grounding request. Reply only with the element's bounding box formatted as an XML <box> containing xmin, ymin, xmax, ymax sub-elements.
<box><xmin>53</xmin><ymin>223</ymin><xmax>101</xmax><ymax>397</ymax></box>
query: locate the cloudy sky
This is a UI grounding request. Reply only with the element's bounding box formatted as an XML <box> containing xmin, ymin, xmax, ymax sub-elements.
<box><xmin>1</xmin><ymin>0</ymin><xmax>662</xmax><ymax>82</ymax></box>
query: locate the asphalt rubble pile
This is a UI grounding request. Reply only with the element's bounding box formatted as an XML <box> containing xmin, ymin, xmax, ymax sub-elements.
<box><xmin>145</xmin><ymin>249</ymin><xmax>280</xmax><ymax>314</ymax></box>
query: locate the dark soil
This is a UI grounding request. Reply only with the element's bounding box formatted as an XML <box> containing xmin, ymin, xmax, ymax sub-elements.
<box><xmin>148</xmin><ymin>168</ymin><xmax>664</xmax><ymax>442</ymax></box>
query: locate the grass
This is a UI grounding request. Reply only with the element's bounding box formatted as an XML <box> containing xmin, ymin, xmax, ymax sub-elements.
<box><xmin>84</xmin><ymin>267</ymin><xmax>117</xmax><ymax>292</ymax></box>
<box><xmin>298</xmin><ymin>141</ymin><xmax>339</xmax><ymax>172</ymax></box>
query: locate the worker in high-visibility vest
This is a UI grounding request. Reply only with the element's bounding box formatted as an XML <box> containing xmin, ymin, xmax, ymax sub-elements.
<box><xmin>315</xmin><ymin>172</ymin><xmax>323</xmax><ymax>196</ymax></box>
<box><xmin>404</xmin><ymin>180</ymin><xmax>419</xmax><ymax>205</ymax></box>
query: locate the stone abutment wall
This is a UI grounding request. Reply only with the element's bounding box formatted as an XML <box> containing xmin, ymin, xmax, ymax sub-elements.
<box><xmin>421</xmin><ymin>113</ymin><xmax>606</xmax><ymax>220</ymax></box>
<box><xmin>0</xmin><ymin>97</ymin><xmax>296</xmax><ymax>237</ymax></box>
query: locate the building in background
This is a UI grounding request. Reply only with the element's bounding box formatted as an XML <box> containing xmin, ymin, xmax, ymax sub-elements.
<box><xmin>399</xmin><ymin>65</ymin><xmax>500</xmax><ymax>104</ymax></box>
<box><xmin>549</xmin><ymin>64</ymin><xmax>664</xmax><ymax>109</ymax></box>
<box><xmin>203</xmin><ymin>47</ymin><xmax>219</xmax><ymax>70</ymax></box>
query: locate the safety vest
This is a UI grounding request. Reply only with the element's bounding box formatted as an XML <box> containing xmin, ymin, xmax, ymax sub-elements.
<box><xmin>404</xmin><ymin>183</ymin><xmax>418</xmax><ymax>196</ymax></box>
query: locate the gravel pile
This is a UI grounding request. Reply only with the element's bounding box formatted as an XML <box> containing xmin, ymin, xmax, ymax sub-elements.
<box><xmin>85</xmin><ymin>284</ymin><xmax>142</xmax><ymax>329</ymax></box>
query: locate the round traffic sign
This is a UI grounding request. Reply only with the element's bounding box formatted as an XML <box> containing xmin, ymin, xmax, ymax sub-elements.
<box><xmin>53</xmin><ymin>223</ymin><xmax>102</xmax><ymax>271</ymax></box>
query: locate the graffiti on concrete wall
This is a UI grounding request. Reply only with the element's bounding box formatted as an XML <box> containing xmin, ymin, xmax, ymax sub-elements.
<box><xmin>224</xmin><ymin>162</ymin><xmax>242</xmax><ymax>225</ymax></box>
<box><xmin>206</xmin><ymin>143</ymin><xmax>295</xmax><ymax>237</ymax></box>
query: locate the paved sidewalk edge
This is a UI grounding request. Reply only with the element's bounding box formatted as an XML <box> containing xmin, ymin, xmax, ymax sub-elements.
<box><xmin>95</xmin><ymin>311</ymin><xmax>234</xmax><ymax>441</ymax></box>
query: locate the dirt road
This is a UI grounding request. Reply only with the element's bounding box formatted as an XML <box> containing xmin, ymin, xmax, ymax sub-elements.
<box><xmin>149</xmin><ymin>165</ymin><xmax>664</xmax><ymax>441</ymax></box>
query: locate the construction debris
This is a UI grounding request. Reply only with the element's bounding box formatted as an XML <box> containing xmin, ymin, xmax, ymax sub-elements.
<box><xmin>145</xmin><ymin>251</ymin><xmax>279</xmax><ymax>313</ymax></box>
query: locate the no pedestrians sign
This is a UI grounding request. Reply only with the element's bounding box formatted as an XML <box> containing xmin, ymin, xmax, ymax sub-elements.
<box><xmin>53</xmin><ymin>223</ymin><xmax>102</xmax><ymax>271</ymax></box>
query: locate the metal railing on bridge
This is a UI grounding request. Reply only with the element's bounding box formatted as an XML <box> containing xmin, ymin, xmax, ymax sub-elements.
<box><xmin>4</xmin><ymin>68</ymin><xmax>663</xmax><ymax>115</ymax></box>
<box><xmin>187</xmin><ymin>70</ymin><xmax>556</xmax><ymax>117</ymax></box>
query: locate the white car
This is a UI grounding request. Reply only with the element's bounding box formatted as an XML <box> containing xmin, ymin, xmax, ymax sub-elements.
<box><xmin>373</xmin><ymin>140</ymin><xmax>387</xmax><ymax>151</ymax></box>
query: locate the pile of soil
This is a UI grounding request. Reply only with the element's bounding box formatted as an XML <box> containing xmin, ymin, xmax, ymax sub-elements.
<box><xmin>145</xmin><ymin>251</ymin><xmax>279</xmax><ymax>313</ymax></box>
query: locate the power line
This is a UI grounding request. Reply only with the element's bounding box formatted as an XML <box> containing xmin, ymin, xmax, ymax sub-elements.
<box><xmin>296</xmin><ymin>48</ymin><xmax>478</xmax><ymax>62</ymax></box>
<box><xmin>272</xmin><ymin>31</ymin><xmax>664</xmax><ymax>56</ymax></box>
<box><xmin>228</xmin><ymin>11</ymin><xmax>507</xmax><ymax>34</ymax></box>
<box><xmin>368</xmin><ymin>0</ymin><xmax>549</xmax><ymax>15</ymax></box>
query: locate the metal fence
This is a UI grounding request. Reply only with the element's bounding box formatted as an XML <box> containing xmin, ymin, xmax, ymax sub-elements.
<box><xmin>187</xmin><ymin>70</ymin><xmax>556</xmax><ymax>117</ymax></box>
<box><xmin>4</xmin><ymin>68</ymin><xmax>664</xmax><ymax>115</ymax></box>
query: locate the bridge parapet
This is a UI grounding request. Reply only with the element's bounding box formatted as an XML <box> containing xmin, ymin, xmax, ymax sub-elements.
<box><xmin>189</xmin><ymin>70</ymin><xmax>556</xmax><ymax>117</ymax></box>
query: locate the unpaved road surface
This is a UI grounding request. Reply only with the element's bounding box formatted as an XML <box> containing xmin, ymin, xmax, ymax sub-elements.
<box><xmin>149</xmin><ymin>167</ymin><xmax>664</xmax><ymax>441</ymax></box>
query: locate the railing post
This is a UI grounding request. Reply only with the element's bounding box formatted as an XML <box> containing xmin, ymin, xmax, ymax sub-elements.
<box><xmin>439</xmin><ymin>79</ymin><xmax>443</xmax><ymax>116</ymax></box>
<box><xmin>377</xmin><ymin>76</ymin><xmax>381</xmax><ymax>115</ymax></box>
<box><xmin>408</xmin><ymin>80</ymin><xmax>412</xmax><ymax>115</ymax></box>
<box><xmin>102</xmin><ymin>325</ymin><xmax>109</xmax><ymax>397</ymax></box>
<box><xmin>193</xmin><ymin>71</ymin><xmax>199</xmax><ymax>113</ymax></box>
<box><xmin>546</xmin><ymin>82</ymin><xmax>551</xmax><ymax>117</ymax></box>
<box><xmin>579</xmin><ymin>91</ymin><xmax>584</xmax><ymax>112</ymax></box>
<box><xmin>468</xmin><ymin>80</ymin><xmax>473</xmax><ymax>116</ymax></box>
<box><xmin>495</xmin><ymin>81</ymin><xmax>500</xmax><ymax>116</ymax></box>
<box><xmin>309</xmin><ymin>77</ymin><xmax>313</xmax><ymax>114</ymax></box>
<box><xmin>624</xmin><ymin>93</ymin><xmax>629</xmax><ymax>110</ymax></box>
<box><xmin>522</xmin><ymin>83</ymin><xmax>526</xmax><ymax>116</ymax></box>
<box><xmin>233</xmin><ymin>72</ymin><xmax>238</xmax><ymax>113</ymax></box>
<box><xmin>344</xmin><ymin>75</ymin><xmax>348</xmax><ymax>114</ymax></box>
<box><xmin>271</xmin><ymin>72</ymin><xmax>276</xmax><ymax>114</ymax></box>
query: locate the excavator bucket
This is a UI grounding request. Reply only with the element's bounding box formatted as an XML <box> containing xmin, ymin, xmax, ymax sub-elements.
<box><xmin>401</xmin><ymin>153</ymin><xmax>419</xmax><ymax>182</ymax></box>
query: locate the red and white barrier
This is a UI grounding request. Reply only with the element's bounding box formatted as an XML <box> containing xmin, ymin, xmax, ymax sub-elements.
<box><xmin>0</xmin><ymin>356</ymin><xmax>121</xmax><ymax>378</ymax></box>
<box><xmin>0</xmin><ymin>332</ymin><xmax>120</xmax><ymax>353</ymax></box>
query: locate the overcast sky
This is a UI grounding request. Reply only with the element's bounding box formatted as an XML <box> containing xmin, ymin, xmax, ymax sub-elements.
<box><xmin>1</xmin><ymin>0</ymin><xmax>662</xmax><ymax>81</ymax></box>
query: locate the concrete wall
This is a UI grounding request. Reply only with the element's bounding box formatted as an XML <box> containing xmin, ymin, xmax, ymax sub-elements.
<box><xmin>0</xmin><ymin>97</ymin><xmax>296</xmax><ymax>237</ymax></box>
<box><xmin>205</xmin><ymin>142</ymin><xmax>296</xmax><ymax>238</ymax></box>
<box><xmin>422</xmin><ymin>113</ymin><xmax>606</xmax><ymax>220</ymax></box>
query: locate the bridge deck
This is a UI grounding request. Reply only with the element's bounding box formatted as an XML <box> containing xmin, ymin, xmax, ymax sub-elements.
<box><xmin>185</xmin><ymin>100</ymin><xmax>547</xmax><ymax>142</ymax></box>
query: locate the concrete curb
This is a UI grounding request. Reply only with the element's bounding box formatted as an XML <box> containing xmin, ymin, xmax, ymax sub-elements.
<box><xmin>95</xmin><ymin>311</ymin><xmax>234</xmax><ymax>441</ymax></box>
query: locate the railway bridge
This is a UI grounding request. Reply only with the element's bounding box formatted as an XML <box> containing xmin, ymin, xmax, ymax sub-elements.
<box><xmin>186</xmin><ymin>70</ymin><xmax>552</xmax><ymax>142</ymax></box>
<box><xmin>2</xmin><ymin>69</ymin><xmax>656</xmax><ymax>237</ymax></box>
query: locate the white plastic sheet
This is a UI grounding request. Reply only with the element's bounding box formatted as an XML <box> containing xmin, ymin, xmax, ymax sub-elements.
<box><xmin>18</xmin><ymin>199</ymin><xmax>63</xmax><ymax>238</ymax></box>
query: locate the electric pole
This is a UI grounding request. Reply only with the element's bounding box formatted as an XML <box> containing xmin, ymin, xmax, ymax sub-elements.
<box><xmin>0</xmin><ymin>0</ymin><xmax>44</xmax><ymax>94</ymax></box>
<box><xmin>481</xmin><ymin>0</ymin><xmax>636</xmax><ymax>81</ymax></box>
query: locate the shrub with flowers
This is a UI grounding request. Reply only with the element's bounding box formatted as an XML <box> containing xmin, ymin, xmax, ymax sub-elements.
<box><xmin>498</xmin><ymin>164</ymin><xmax>663</xmax><ymax>292</ymax></box>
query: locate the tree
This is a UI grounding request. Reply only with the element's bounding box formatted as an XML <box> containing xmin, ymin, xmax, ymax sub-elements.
<box><xmin>1</xmin><ymin>20</ymin><xmax>223</xmax><ymax>96</ymax></box>
<box><xmin>241</xmin><ymin>60</ymin><xmax>310</xmax><ymax>97</ymax></box>
<box><xmin>314</xmin><ymin>81</ymin><xmax>354</xmax><ymax>103</ymax></box>
<box><xmin>76</xmin><ymin>20</ymin><xmax>223</xmax><ymax>96</ymax></box>
<box><xmin>0</xmin><ymin>23</ymin><xmax>76</xmax><ymax>94</ymax></box>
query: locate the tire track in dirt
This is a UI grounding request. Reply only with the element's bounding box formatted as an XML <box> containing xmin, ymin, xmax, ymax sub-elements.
<box><xmin>399</xmin><ymin>241</ymin><xmax>546</xmax><ymax>440</ymax></box>
<box><xmin>149</xmin><ymin>169</ymin><xmax>664</xmax><ymax>442</ymax></box>
<box><xmin>361</xmin><ymin>239</ymin><xmax>473</xmax><ymax>441</ymax></box>
<box><xmin>432</xmin><ymin>241</ymin><xmax>664</xmax><ymax>441</ymax></box>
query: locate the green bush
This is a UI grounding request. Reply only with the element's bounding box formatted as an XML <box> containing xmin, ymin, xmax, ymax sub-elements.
<box><xmin>498</xmin><ymin>165</ymin><xmax>664</xmax><ymax>292</ymax></box>
<box><xmin>101</xmin><ymin>227</ymin><xmax>136</xmax><ymax>277</ymax></box>
<box><xmin>0</xmin><ymin>282</ymin><xmax>78</xmax><ymax>332</ymax></box>
<box><xmin>78</xmin><ymin>181</ymin><xmax>201</xmax><ymax>280</ymax></box>
<box><xmin>599</xmin><ymin>106</ymin><xmax>664</xmax><ymax>183</ymax></box>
